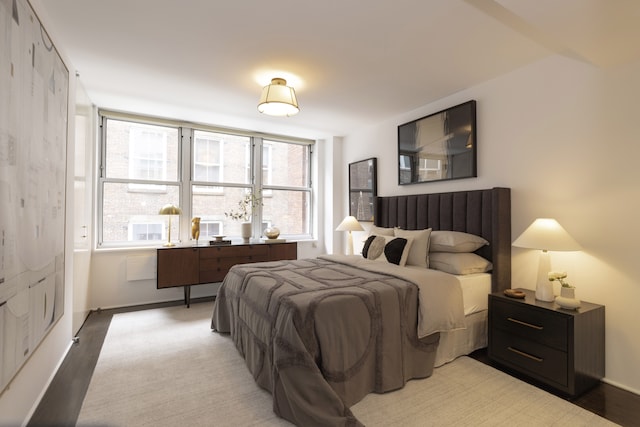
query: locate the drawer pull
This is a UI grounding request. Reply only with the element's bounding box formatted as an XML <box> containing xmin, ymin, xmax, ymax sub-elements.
<box><xmin>507</xmin><ymin>346</ymin><xmax>543</xmax><ymax>363</ymax></box>
<box><xmin>507</xmin><ymin>317</ymin><xmax>543</xmax><ymax>330</ymax></box>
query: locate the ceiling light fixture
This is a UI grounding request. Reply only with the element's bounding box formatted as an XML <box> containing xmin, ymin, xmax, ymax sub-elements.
<box><xmin>257</xmin><ymin>78</ymin><xmax>299</xmax><ymax>117</ymax></box>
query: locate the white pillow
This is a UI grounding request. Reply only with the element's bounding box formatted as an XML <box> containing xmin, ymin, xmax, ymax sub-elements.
<box><xmin>362</xmin><ymin>235</ymin><xmax>413</xmax><ymax>266</ymax></box>
<box><xmin>429</xmin><ymin>252</ymin><xmax>493</xmax><ymax>275</ymax></box>
<box><xmin>394</xmin><ymin>228</ymin><xmax>431</xmax><ymax>268</ymax></box>
<box><xmin>368</xmin><ymin>225</ymin><xmax>395</xmax><ymax>236</ymax></box>
<box><xmin>429</xmin><ymin>231</ymin><xmax>489</xmax><ymax>253</ymax></box>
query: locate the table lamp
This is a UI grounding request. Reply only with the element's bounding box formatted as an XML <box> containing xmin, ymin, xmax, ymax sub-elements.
<box><xmin>336</xmin><ymin>215</ymin><xmax>364</xmax><ymax>255</ymax></box>
<box><xmin>158</xmin><ymin>204</ymin><xmax>182</xmax><ymax>246</ymax></box>
<box><xmin>512</xmin><ymin>218</ymin><xmax>581</xmax><ymax>301</ymax></box>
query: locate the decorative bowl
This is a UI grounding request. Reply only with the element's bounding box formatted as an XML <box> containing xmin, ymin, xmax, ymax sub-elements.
<box><xmin>264</xmin><ymin>226</ymin><xmax>280</xmax><ymax>239</ymax></box>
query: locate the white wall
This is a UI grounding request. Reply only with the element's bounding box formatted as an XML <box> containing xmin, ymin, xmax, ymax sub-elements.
<box><xmin>342</xmin><ymin>54</ymin><xmax>640</xmax><ymax>394</ymax></box>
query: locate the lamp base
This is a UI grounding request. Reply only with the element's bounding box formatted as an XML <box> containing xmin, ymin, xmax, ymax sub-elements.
<box><xmin>535</xmin><ymin>250</ymin><xmax>555</xmax><ymax>302</ymax></box>
<box><xmin>535</xmin><ymin>281</ymin><xmax>555</xmax><ymax>302</ymax></box>
<box><xmin>346</xmin><ymin>231</ymin><xmax>354</xmax><ymax>255</ymax></box>
<box><xmin>163</xmin><ymin>241</ymin><xmax>176</xmax><ymax>247</ymax></box>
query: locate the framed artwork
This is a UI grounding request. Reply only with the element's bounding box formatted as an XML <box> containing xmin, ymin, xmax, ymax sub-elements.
<box><xmin>349</xmin><ymin>158</ymin><xmax>377</xmax><ymax>222</ymax></box>
<box><xmin>0</xmin><ymin>0</ymin><xmax>69</xmax><ymax>393</ymax></box>
<box><xmin>398</xmin><ymin>100</ymin><xmax>477</xmax><ymax>184</ymax></box>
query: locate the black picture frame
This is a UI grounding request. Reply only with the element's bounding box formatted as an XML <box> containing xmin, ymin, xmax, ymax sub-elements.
<box><xmin>349</xmin><ymin>158</ymin><xmax>377</xmax><ymax>222</ymax></box>
<box><xmin>398</xmin><ymin>100</ymin><xmax>477</xmax><ymax>185</ymax></box>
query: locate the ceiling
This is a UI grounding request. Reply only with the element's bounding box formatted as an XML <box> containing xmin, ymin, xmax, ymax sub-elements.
<box><xmin>34</xmin><ymin>0</ymin><xmax>640</xmax><ymax>139</ymax></box>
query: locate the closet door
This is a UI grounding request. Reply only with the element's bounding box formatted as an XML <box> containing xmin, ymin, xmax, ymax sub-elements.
<box><xmin>72</xmin><ymin>79</ymin><xmax>94</xmax><ymax>335</ymax></box>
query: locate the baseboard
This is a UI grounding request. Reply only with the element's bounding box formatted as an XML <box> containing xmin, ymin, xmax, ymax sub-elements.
<box><xmin>602</xmin><ymin>377</ymin><xmax>640</xmax><ymax>396</ymax></box>
<box><xmin>89</xmin><ymin>295</ymin><xmax>216</xmax><ymax>313</ymax></box>
<box><xmin>23</xmin><ymin>340</ymin><xmax>74</xmax><ymax>427</ymax></box>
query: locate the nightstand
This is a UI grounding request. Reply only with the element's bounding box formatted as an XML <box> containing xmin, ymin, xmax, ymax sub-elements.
<box><xmin>488</xmin><ymin>288</ymin><xmax>605</xmax><ymax>396</ymax></box>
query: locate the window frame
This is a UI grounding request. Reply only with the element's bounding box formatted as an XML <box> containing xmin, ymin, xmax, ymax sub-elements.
<box><xmin>97</xmin><ymin>110</ymin><xmax>314</xmax><ymax>248</ymax></box>
<box><xmin>192</xmin><ymin>131</ymin><xmax>224</xmax><ymax>194</ymax></box>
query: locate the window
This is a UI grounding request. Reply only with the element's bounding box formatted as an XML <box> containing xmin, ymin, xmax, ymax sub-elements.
<box><xmin>98</xmin><ymin>112</ymin><xmax>313</xmax><ymax>247</ymax></box>
<box><xmin>129</xmin><ymin>222</ymin><xmax>163</xmax><ymax>241</ymax></box>
<box><xmin>130</xmin><ymin>126</ymin><xmax>167</xmax><ymax>181</ymax></box>
<box><xmin>199</xmin><ymin>220</ymin><xmax>222</xmax><ymax>237</ymax></box>
<box><xmin>191</xmin><ymin>131</ymin><xmax>252</xmax><ymax>239</ymax></box>
<box><xmin>261</xmin><ymin>143</ymin><xmax>275</xmax><ymax>197</ymax></box>
<box><xmin>99</xmin><ymin>117</ymin><xmax>180</xmax><ymax>246</ymax></box>
<box><xmin>259</xmin><ymin>139</ymin><xmax>312</xmax><ymax>236</ymax></box>
<box><xmin>193</xmin><ymin>131</ymin><xmax>223</xmax><ymax>194</ymax></box>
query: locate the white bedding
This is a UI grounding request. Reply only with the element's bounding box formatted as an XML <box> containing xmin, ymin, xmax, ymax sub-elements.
<box><xmin>457</xmin><ymin>273</ymin><xmax>491</xmax><ymax>316</ymax></box>
<box><xmin>434</xmin><ymin>273</ymin><xmax>491</xmax><ymax>366</ymax></box>
<box><xmin>318</xmin><ymin>254</ymin><xmax>490</xmax><ymax>366</ymax></box>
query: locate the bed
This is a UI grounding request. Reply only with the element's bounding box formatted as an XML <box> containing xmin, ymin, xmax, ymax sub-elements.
<box><xmin>212</xmin><ymin>187</ymin><xmax>511</xmax><ymax>426</ymax></box>
<box><xmin>374</xmin><ymin>188</ymin><xmax>511</xmax><ymax>367</ymax></box>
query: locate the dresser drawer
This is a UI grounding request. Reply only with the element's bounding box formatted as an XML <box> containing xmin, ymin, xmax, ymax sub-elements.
<box><xmin>491</xmin><ymin>298</ymin><xmax>568</xmax><ymax>350</ymax></box>
<box><xmin>200</xmin><ymin>254</ymin><xmax>269</xmax><ymax>269</ymax></box>
<box><xmin>199</xmin><ymin>268</ymin><xmax>227</xmax><ymax>284</ymax></box>
<box><xmin>199</xmin><ymin>245</ymin><xmax>269</xmax><ymax>260</ymax></box>
<box><xmin>492</xmin><ymin>329</ymin><xmax>568</xmax><ymax>387</ymax></box>
<box><xmin>199</xmin><ymin>245</ymin><xmax>271</xmax><ymax>283</ymax></box>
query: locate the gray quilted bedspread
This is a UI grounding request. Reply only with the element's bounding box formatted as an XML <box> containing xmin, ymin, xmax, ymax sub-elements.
<box><xmin>211</xmin><ymin>257</ymin><xmax>440</xmax><ymax>427</ymax></box>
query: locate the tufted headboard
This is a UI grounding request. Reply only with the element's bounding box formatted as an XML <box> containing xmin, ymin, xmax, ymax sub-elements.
<box><xmin>374</xmin><ymin>187</ymin><xmax>511</xmax><ymax>293</ymax></box>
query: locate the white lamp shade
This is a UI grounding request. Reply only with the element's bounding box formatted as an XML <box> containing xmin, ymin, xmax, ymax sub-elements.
<box><xmin>513</xmin><ymin>218</ymin><xmax>581</xmax><ymax>251</ymax></box>
<box><xmin>257</xmin><ymin>78</ymin><xmax>299</xmax><ymax>117</ymax></box>
<box><xmin>336</xmin><ymin>216</ymin><xmax>364</xmax><ymax>232</ymax></box>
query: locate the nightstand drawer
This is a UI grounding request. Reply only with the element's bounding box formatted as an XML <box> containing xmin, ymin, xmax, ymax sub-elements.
<box><xmin>491</xmin><ymin>298</ymin><xmax>568</xmax><ymax>350</ymax></box>
<box><xmin>492</xmin><ymin>329</ymin><xmax>568</xmax><ymax>387</ymax></box>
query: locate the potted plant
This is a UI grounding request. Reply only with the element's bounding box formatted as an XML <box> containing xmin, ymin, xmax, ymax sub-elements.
<box><xmin>225</xmin><ymin>192</ymin><xmax>262</xmax><ymax>242</ymax></box>
<box><xmin>548</xmin><ymin>271</ymin><xmax>580</xmax><ymax>309</ymax></box>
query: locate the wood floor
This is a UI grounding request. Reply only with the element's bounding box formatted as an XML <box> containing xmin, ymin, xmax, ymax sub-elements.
<box><xmin>27</xmin><ymin>298</ymin><xmax>640</xmax><ymax>427</ymax></box>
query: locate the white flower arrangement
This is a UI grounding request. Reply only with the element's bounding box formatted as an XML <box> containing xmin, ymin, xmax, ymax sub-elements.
<box><xmin>548</xmin><ymin>271</ymin><xmax>572</xmax><ymax>288</ymax></box>
<box><xmin>224</xmin><ymin>192</ymin><xmax>262</xmax><ymax>222</ymax></box>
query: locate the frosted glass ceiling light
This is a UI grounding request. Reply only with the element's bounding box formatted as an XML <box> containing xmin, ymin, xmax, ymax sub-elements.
<box><xmin>257</xmin><ymin>78</ymin><xmax>299</xmax><ymax>117</ymax></box>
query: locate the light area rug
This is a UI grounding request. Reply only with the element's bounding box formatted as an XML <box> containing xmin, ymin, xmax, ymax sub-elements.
<box><xmin>78</xmin><ymin>302</ymin><xmax>618</xmax><ymax>427</ymax></box>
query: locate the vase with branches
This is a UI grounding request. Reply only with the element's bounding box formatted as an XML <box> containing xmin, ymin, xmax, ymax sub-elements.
<box><xmin>224</xmin><ymin>192</ymin><xmax>262</xmax><ymax>222</ymax></box>
<box><xmin>225</xmin><ymin>192</ymin><xmax>262</xmax><ymax>242</ymax></box>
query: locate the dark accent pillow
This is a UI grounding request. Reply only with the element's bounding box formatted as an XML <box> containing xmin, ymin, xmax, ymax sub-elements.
<box><xmin>362</xmin><ymin>235</ymin><xmax>376</xmax><ymax>258</ymax></box>
<box><xmin>362</xmin><ymin>235</ymin><xmax>412</xmax><ymax>266</ymax></box>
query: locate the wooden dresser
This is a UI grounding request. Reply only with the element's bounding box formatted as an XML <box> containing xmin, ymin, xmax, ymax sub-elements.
<box><xmin>488</xmin><ymin>288</ymin><xmax>604</xmax><ymax>396</ymax></box>
<box><xmin>157</xmin><ymin>242</ymin><xmax>297</xmax><ymax>307</ymax></box>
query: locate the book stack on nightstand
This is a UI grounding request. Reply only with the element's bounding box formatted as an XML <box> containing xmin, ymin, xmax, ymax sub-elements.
<box><xmin>488</xmin><ymin>288</ymin><xmax>605</xmax><ymax>397</ymax></box>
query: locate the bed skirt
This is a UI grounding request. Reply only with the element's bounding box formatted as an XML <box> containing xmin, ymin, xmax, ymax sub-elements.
<box><xmin>434</xmin><ymin>309</ymin><xmax>487</xmax><ymax>367</ymax></box>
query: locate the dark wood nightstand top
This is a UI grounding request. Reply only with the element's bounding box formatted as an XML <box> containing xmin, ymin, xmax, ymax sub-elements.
<box><xmin>493</xmin><ymin>288</ymin><xmax>603</xmax><ymax>316</ymax></box>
